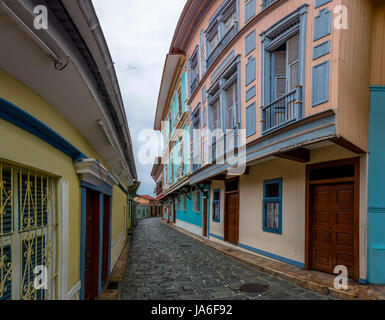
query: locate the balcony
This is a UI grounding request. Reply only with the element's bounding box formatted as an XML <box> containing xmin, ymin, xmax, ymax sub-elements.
<box><xmin>206</xmin><ymin>23</ymin><xmax>238</xmax><ymax>71</ymax></box>
<box><xmin>261</xmin><ymin>86</ymin><xmax>303</xmax><ymax>134</ymax></box>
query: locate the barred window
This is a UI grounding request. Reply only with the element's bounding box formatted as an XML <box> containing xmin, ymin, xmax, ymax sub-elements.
<box><xmin>263</xmin><ymin>178</ymin><xmax>282</xmax><ymax>234</ymax></box>
<box><xmin>0</xmin><ymin>160</ymin><xmax>57</xmax><ymax>300</ymax></box>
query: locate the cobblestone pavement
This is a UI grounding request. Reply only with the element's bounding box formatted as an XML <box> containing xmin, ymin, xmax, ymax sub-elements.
<box><xmin>119</xmin><ymin>218</ymin><xmax>333</xmax><ymax>300</ymax></box>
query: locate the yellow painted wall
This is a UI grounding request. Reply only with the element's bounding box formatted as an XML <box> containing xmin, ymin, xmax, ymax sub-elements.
<box><xmin>0</xmin><ymin>69</ymin><xmax>129</xmax><ymax>294</ymax></box>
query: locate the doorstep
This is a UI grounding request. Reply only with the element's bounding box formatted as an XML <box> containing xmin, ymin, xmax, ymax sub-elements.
<box><xmin>97</xmin><ymin>229</ymin><xmax>133</xmax><ymax>300</ymax></box>
<box><xmin>163</xmin><ymin>220</ymin><xmax>385</xmax><ymax>300</ymax></box>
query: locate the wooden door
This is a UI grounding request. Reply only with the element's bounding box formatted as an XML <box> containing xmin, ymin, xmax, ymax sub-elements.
<box><xmin>102</xmin><ymin>195</ymin><xmax>111</xmax><ymax>283</ymax></box>
<box><xmin>311</xmin><ymin>183</ymin><xmax>355</xmax><ymax>278</ymax></box>
<box><xmin>173</xmin><ymin>202</ymin><xmax>176</xmax><ymax>223</ymax></box>
<box><xmin>85</xmin><ymin>189</ymin><xmax>100</xmax><ymax>300</ymax></box>
<box><xmin>202</xmin><ymin>197</ymin><xmax>208</xmax><ymax>237</ymax></box>
<box><xmin>225</xmin><ymin>192</ymin><xmax>239</xmax><ymax>244</ymax></box>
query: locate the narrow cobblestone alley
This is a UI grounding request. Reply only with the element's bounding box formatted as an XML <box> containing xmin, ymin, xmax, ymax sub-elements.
<box><xmin>119</xmin><ymin>218</ymin><xmax>332</xmax><ymax>300</ymax></box>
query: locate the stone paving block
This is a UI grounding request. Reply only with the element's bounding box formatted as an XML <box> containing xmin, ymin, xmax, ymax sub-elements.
<box><xmin>118</xmin><ymin>218</ymin><xmax>332</xmax><ymax>301</ymax></box>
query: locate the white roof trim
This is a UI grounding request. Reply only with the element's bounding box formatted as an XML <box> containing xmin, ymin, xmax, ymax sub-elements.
<box><xmin>75</xmin><ymin>158</ymin><xmax>119</xmax><ymax>187</ymax></box>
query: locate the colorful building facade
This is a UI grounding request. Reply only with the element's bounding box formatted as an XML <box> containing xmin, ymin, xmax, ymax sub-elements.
<box><xmin>155</xmin><ymin>0</ymin><xmax>385</xmax><ymax>284</ymax></box>
<box><xmin>0</xmin><ymin>0</ymin><xmax>138</xmax><ymax>300</ymax></box>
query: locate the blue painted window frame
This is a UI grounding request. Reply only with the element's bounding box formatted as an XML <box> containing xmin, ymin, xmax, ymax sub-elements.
<box><xmin>313</xmin><ymin>40</ymin><xmax>330</xmax><ymax>60</ymax></box>
<box><xmin>262</xmin><ymin>178</ymin><xmax>282</xmax><ymax>234</ymax></box>
<box><xmin>212</xmin><ymin>189</ymin><xmax>221</xmax><ymax>222</ymax></box>
<box><xmin>246</xmin><ymin>102</ymin><xmax>256</xmax><ymax>137</ymax></box>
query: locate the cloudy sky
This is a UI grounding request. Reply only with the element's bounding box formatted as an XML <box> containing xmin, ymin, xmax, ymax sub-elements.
<box><xmin>92</xmin><ymin>0</ymin><xmax>186</xmax><ymax>196</ymax></box>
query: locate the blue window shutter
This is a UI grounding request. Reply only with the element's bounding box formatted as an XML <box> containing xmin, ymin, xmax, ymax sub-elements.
<box><xmin>200</xmin><ymin>30</ymin><xmax>206</xmax><ymax>75</ymax></box>
<box><xmin>312</xmin><ymin>60</ymin><xmax>330</xmax><ymax>106</ymax></box>
<box><xmin>314</xmin><ymin>8</ymin><xmax>332</xmax><ymax>41</ymax></box>
<box><xmin>181</xmin><ymin>72</ymin><xmax>187</xmax><ymax>112</ymax></box>
<box><xmin>0</xmin><ymin>245</ymin><xmax>11</xmax><ymax>300</ymax></box>
<box><xmin>245</xmin><ymin>56</ymin><xmax>256</xmax><ymax>86</ymax></box>
<box><xmin>314</xmin><ymin>0</ymin><xmax>332</xmax><ymax>8</ymax></box>
<box><xmin>245</xmin><ymin>0</ymin><xmax>256</xmax><ymax>23</ymax></box>
<box><xmin>246</xmin><ymin>85</ymin><xmax>256</xmax><ymax>102</ymax></box>
<box><xmin>187</xmin><ymin>56</ymin><xmax>192</xmax><ymax>96</ymax></box>
<box><xmin>246</xmin><ymin>102</ymin><xmax>256</xmax><ymax>137</ymax></box>
<box><xmin>202</xmin><ymin>107</ymin><xmax>207</xmax><ymax>127</ymax></box>
<box><xmin>313</xmin><ymin>40</ymin><xmax>330</xmax><ymax>60</ymax></box>
<box><xmin>245</xmin><ymin>30</ymin><xmax>256</xmax><ymax>56</ymax></box>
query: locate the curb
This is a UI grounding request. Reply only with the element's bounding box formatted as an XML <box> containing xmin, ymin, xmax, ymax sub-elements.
<box><xmin>162</xmin><ymin>220</ymin><xmax>383</xmax><ymax>300</ymax></box>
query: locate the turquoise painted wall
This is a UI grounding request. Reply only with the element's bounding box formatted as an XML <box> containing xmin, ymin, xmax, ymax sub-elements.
<box><xmin>175</xmin><ymin>186</ymin><xmax>210</xmax><ymax>228</ymax></box>
<box><xmin>136</xmin><ymin>205</ymin><xmax>150</xmax><ymax>220</ymax></box>
<box><xmin>367</xmin><ymin>86</ymin><xmax>385</xmax><ymax>284</ymax></box>
<box><xmin>176</xmin><ymin>191</ymin><xmax>202</xmax><ymax>227</ymax></box>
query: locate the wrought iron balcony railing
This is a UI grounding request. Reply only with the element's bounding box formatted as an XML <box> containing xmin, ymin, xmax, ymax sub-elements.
<box><xmin>206</xmin><ymin>23</ymin><xmax>238</xmax><ymax>71</ymax></box>
<box><xmin>261</xmin><ymin>86</ymin><xmax>303</xmax><ymax>134</ymax></box>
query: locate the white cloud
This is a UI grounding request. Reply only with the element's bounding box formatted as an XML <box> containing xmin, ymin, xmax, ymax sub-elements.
<box><xmin>92</xmin><ymin>0</ymin><xmax>186</xmax><ymax>196</ymax></box>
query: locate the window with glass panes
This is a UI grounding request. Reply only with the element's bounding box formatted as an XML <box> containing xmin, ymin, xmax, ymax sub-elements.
<box><xmin>192</xmin><ymin>191</ymin><xmax>201</xmax><ymax>213</ymax></box>
<box><xmin>263</xmin><ymin>178</ymin><xmax>282</xmax><ymax>234</ymax></box>
<box><xmin>212</xmin><ymin>190</ymin><xmax>220</xmax><ymax>222</ymax></box>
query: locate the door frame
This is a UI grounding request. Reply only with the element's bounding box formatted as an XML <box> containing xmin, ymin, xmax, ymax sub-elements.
<box><xmin>305</xmin><ymin>157</ymin><xmax>360</xmax><ymax>281</ymax></box>
<box><xmin>202</xmin><ymin>196</ymin><xmax>208</xmax><ymax>237</ymax></box>
<box><xmin>224</xmin><ymin>177</ymin><xmax>240</xmax><ymax>245</ymax></box>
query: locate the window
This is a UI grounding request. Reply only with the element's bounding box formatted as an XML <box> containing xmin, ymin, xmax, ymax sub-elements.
<box><xmin>176</xmin><ymin>197</ymin><xmax>179</xmax><ymax>211</ymax></box>
<box><xmin>226</xmin><ymin>81</ymin><xmax>238</xmax><ymax>129</ymax></box>
<box><xmin>263</xmin><ymin>178</ymin><xmax>282</xmax><ymax>234</ymax></box>
<box><xmin>0</xmin><ymin>161</ymin><xmax>57</xmax><ymax>300</ymax></box>
<box><xmin>192</xmin><ymin>191</ymin><xmax>201</xmax><ymax>212</ymax></box>
<box><xmin>212</xmin><ymin>190</ymin><xmax>221</xmax><ymax>222</ymax></box>
<box><xmin>189</xmin><ymin>47</ymin><xmax>199</xmax><ymax>94</ymax></box>
<box><xmin>261</xmin><ymin>7</ymin><xmax>307</xmax><ymax>133</ymax></box>
<box><xmin>205</xmin><ymin>0</ymin><xmax>238</xmax><ymax>69</ymax></box>
<box><xmin>181</xmin><ymin>195</ymin><xmax>187</xmax><ymax>211</ymax></box>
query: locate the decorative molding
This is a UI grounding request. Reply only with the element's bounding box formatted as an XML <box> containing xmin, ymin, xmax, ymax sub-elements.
<box><xmin>58</xmin><ymin>179</ymin><xmax>69</xmax><ymax>300</ymax></box>
<box><xmin>210</xmin><ymin>50</ymin><xmax>235</xmax><ymax>83</ymax></box>
<box><xmin>75</xmin><ymin>158</ymin><xmax>119</xmax><ymax>188</ymax></box>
